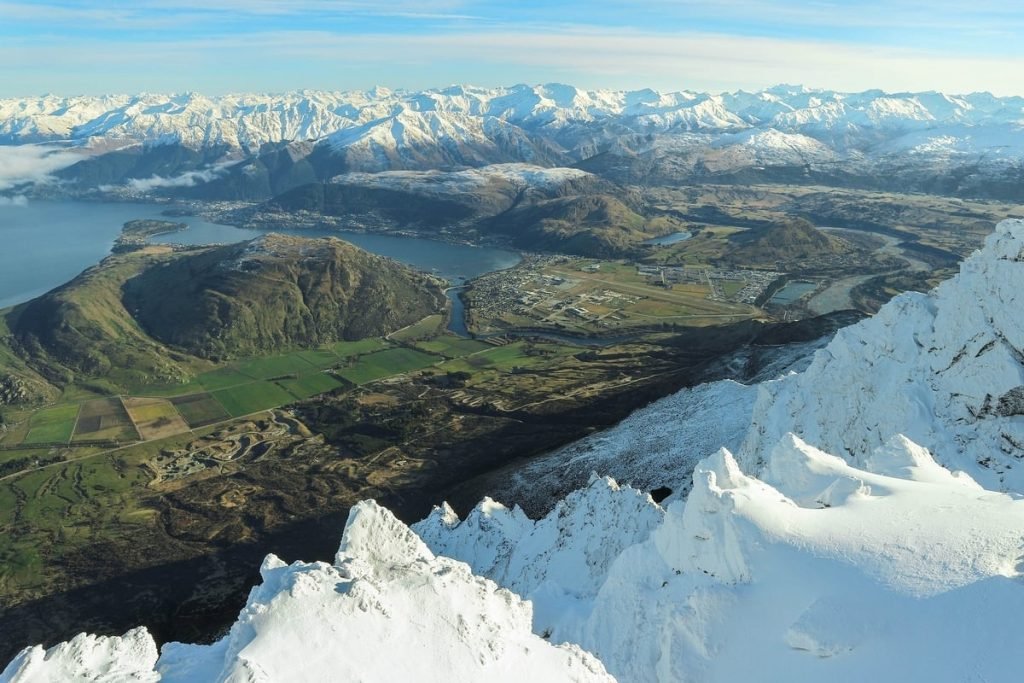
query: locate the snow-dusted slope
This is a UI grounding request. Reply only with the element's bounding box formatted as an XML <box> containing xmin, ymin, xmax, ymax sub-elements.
<box><xmin>469</xmin><ymin>332</ymin><xmax>834</xmax><ymax>514</ymax></box>
<box><xmin>321</xmin><ymin>110</ymin><xmax>563</xmax><ymax>170</ymax></box>
<box><xmin>707</xmin><ymin>128</ymin><xmax>837</xmax><ymax>168</ymax></box>
<box><xmin>419</xmin><ymin>435</ymin><xmax>1024</xmax><ymax>683</ymax></box>
<box><xmin>0</xmin><ymin>629</ymin><xmax>160</xmax><ymax>683</ymax></box>
<box><xmin>741</xmin><ymin>219</ymin><xmax>1024</xmax><ymax>490</ymax></box>
<box><xmin>6</xmin><ymin>84</ymin><xmax>1024</xmax><ymax>191</ymax></box>
<box><xmin>0</xmin><ymin>501</ymin><xmax>612</xmax><ymax>683</ymax></box>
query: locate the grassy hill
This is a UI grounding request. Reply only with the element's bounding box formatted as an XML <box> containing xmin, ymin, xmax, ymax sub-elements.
<box><xmin>723</xmin><ymin>218</ymin><xmax>850</xmax><ymax>267</ymax></box>
<box><xmin>258</xmin><ymin>171</ymin><xmax>675</xmax><ymax>257</ymax></box>
<box><xmin>123</xmin><ymin>234</ymin><xmax>445</xmax><ymax>360</ymax></box>
<box><xmin>268</xmin><ymin>182</ymin><xmax>482</xmax><ymax>229</ymax></box>
<box><xmin>3</xmin><ymin>235</ymin><xmax>445</xmax><ymax>399</ymax></box>
<box><xmin>8</xmin><ymin>246</ymin><xmax>197</xmax><ymax>392</ymax></box>
<box><xmin>488</xmin><ymin>194</ymin><xmax>683</xmax><ymax>257</ymax></box>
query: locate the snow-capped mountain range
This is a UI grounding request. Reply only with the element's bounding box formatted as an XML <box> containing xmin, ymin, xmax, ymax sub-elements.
<box><xmin>5</xmin><ymin>214</ymin><xmax>1023</xmax><ymax>680</ymax></box>
<box><xmin>4</xmin><ymin>85</ymin><xmax>1023</xmax><ymax>152</ymax></box>
<box><xmin>5</xmin><ymin>84</ymin><xmax>1024</xmax><ymax>204</ymax></box>
<box><xmin>4</xmin><ymin>84</ymin><xmax>1024</xmax><ymax>177</ymax></box>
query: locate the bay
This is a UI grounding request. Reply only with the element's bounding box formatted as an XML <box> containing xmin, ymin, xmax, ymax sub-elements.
<box><xmin>0</xmin><ymin>201</ymin><xmax>521</xmax><ymax>324</ymax></box>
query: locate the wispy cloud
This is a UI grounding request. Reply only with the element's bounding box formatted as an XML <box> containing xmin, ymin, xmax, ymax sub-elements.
<box><xmin>0</xmin><ymin>144</ymin><xmax>83</xmax><ymax>190</ymax></box>
<box><xmin>0</xmin><ymin>194</ymin><xmax>29</xmax><ymax>206</ymax></box>
<box><xmin>124</xmin><ymin>166</ymin><xmax>226</xmax><ymax>192</ymax></box>
<box><xmin>6</xmin><ymin>27</ymin><xmax>1018</xmax><ymax>96</ymax></box>
<box><xmin>1</xmin><ymin>1</ymin><xmax>1023</xmax><ymax>95</ymax></box>
<box><xmin>0</xmin><ymin>0</ymin><xmax>476</xmax><ymax>27</ymax></box>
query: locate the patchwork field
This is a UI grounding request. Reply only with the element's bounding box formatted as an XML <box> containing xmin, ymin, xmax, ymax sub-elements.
<box><xmin>436</xmin><ymin>342</ymin><xmax>581</xmax><ymax>381</ymax></box>
<box><xmin>72</xmin><ymin>398</ymin><xmax>139</xmax><ymax>443</ymax></box>
<box><xmin>123</xmin><ymin>398</ymin><xmax>191</xmax><ymax>440</ymax></box>
<box><xmin>389</xmin><ymin>315</ymin><xmax>445</xmax><ymax>342</ymax></box>
<box><xmin>198</xmin><ymin>368</ymin><xmax>258</xmax><ymax>392</ymax></box>
<box><xmin>466</xmin><ymin>257</ymin><xmax>759</xmax><ymax>336</ymax></box>
<box><xmin>331</xmin><ymin>338</ymin><xmax>389</xmax><ymax>358</ymax></box>
<box><xmin>170</xmin><ymin>393</ymin><xmax>231</xmax><ymax>428</ymax></box>
<box><xmin>295</xmin><ymin>349</ymin><xmax>343</xmax><ymax>369</ymax></box>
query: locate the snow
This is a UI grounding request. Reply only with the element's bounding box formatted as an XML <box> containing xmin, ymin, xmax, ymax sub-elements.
<box><xmin>741</xmin><ymin>219</ymin><xmax>1024</xmax><ymax>490</ymax></box>
<box><xmin>0</xmin><ymin>628</ymin><xmax>159</xmax><ymax>683</ymax></box>
<box><xmin>422</xmin><ymin>435</ymin><xmax>1024</xmax><ymax>683</ymax></box>
<box><xmin>2</xmin><ymin>85</ymin><xmax>1023</xmax><ymax>157</ymax></box>
<box><xmin>414</xmin><ymin>219</ymin><xmax>1024</xmax><ymax>681</ymax></box>
<box><xmin>413</xmin><ymin>477</ymin><xmax>664</xmax><ymax>635</ymax></box>
<box><xmin>7</xmin><ymin>220</ymin><xmax>1024</xmax><ymax>682</ymax></box>
<box><xmin>879</xmin><ymin>123</ymin><xmax>1024</xmax><ymax>163</ymax></box>
<box><xmin>2</xmin><ymin>85</ymin><xmax>1023</xmax><ymax>182</ymax></box>
<box><xmin>706</xmin><ymin>127</ymin><xmax>836</xmax><ymax>168</ymax></box>
<box><xmin>477</xmin><ymin>334</ymin><xmax>832</xmax><ymax>513</ymax></box>
<box><xmin>1</xmin><ymin>502</ymin><xmax>612</xmax><ymax>683</ymax></box>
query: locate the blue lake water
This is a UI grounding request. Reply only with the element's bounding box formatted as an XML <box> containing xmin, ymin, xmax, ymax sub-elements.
<box><xmin>643</xmin><ymin>231</ymin><xmax>692</xmax><ymax>246</ymax></box>
<box><xmin>0</xmin><ymin>200</ymin><xmax>521</xmax><ymax>315</ymax></box>
<box><xmin>768</xmin><ymin>280</ymin><xmax>817</xmax><ymax>305</ymax></box>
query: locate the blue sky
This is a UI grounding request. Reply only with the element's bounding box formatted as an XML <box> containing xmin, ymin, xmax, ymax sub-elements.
<box><xmin>2</xmin><ymin>0</ymin><xmax>1023</xmax><ymax>96</ymax></box>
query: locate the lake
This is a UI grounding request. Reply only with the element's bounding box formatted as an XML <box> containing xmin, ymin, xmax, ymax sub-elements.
<box><xmin>0</xmin><ymin>201</ymin><xmax>521</xmax><ymax>329</ymax></box>
<box><xmin>768</xmin><ymin>280</ymin><xmax>817</xmax><ymax>305</ymax></box>
<box><xmin>643</xmin><ymin>231</ymin><xmax>692</xmax><ymax>246</ymax></box>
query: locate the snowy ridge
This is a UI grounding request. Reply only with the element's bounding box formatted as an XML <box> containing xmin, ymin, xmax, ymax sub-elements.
<box><xmin>6</xmin><ymin>221</ymin><xmax>1024</xmax><ymax>681</ymax></box>
<box><xmin>0</xmin><ymin>629</ymin><xmax>159</xmax><ymax>683</ymax></box>
<box><xmin>475</xmin><ymin>333</ymin><xmax>832</xmax><ymax>514</ymax></box>
<box><xmin>741</xmin><ymin>219</ymin><xmax>1024</xmax><ymax>490</ymax></box>
<box><xmin>3</xmin><ymin>84</ymin><xmax>1024</xmax><ymax>156</ymax></box>
<box><xmin>412</xmin><ymin>477</ymin><xmax>663</xmax><ymax>634</ymax></box>
<box><xmin>419</xmin><ymin>435</ymin><xmax>1024</xmax><ymax>682</ymax></box>
<box><xmin>707</xmin><ymin>128</ymin><xmax>837</xmax><ymax>167</ymax></box>
<box><xmin>1</xmin><ymin>502</ymin><xmax>612</xmax><ymax>683</ymax></box>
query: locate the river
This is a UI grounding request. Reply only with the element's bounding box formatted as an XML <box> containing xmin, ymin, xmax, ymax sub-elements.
<box><xmin>0</xmin><ymin>201</ymin><xmax>521</xmax><ymax>331</ymax></box>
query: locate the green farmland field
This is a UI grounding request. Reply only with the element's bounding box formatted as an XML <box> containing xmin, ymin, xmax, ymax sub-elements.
<box><xmin>212</xmin><ymin>382</ymin><xmax>297</xmax><ymax>417</ymax></box>
<box><xmin>276</xmin><ymin>372</ymin><xmax>347</xmax><ymax>400</ymax></box>
<box><xmin>336</xmin><ymin>348</ymin><xmax>440</xmax><ymax>385</ymax></box>
<box><xmin>22</xmin><ymin>404</ymin><xmax>80</xmax><ymax>444</ymax></box>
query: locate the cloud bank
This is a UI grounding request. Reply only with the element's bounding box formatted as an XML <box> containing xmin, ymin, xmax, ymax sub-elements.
<box><xmin>0</xmin><ymin>194</ymin><xmax>28</xmax><ymax>206</ymax></box>
<box><xmin>0</xmin><ymin>144</ymin><xmax>82</xmax><ymax>191</ymax></box>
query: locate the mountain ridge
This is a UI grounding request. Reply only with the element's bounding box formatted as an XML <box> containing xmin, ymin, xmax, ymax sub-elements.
<box><xmin>6</xmin><ymin>84</ymin><xmax>1023</xmax><ymax>153</ymax></box>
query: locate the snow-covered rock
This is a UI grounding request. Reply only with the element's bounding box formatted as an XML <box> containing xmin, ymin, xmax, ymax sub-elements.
<box><xmin>1</xmin><ymin>502</ymin><xmax>613</xmax><ymax>683</ymax></box>
<box><xmin>422</xmin><ymin>435</ymin><xmax>1024</xmax><ymax>683</ymax></box>
<box><xmin>708</xmin><ymin>128</ymin><xmax>836</xmax><ymax>167</ymax></box>
<box><xmin>414</xmin><ymin>219</ymin><xmax>1024</xmax><ymax>681</ymax></box>
<box><xmin>413</xmin><ymin>476</ymin><xmax>664</xmax><ymax>636</ymax></box>
<box><xmin>0</xmin><ymin>628</ymin><xmax>159</xmax><ymax>683</ymax></box>
<box><xmin>741</xmin><ymin>219</ymin><xmax>1024</xmax><ymax>490</ymax></box>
